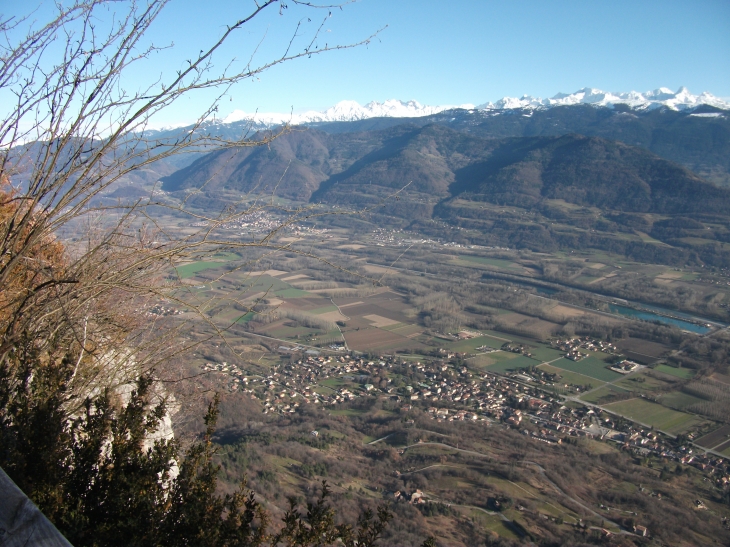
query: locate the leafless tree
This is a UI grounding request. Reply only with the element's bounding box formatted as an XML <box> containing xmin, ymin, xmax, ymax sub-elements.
<box><xmin>0</xmin><ymin>0</ymin><xmax>382</xmax><ymax>406</ymax></box>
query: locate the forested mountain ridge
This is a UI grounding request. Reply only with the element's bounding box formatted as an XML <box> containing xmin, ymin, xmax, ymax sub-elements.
<box><xmin>153</xmin><ymin>103</ymin><xmax>730</xmax><ymax>187</ymax></box>
<box><xmin>161</xmin><ymin>124</ymin><xmax>730</xmax><ymax>216</ymax></box>
<box><xmin>158</xmin><ymin>122</ymin><xmax>730</xmax><ymax>267</ymax></box>
<box><xmin>314</xmin><ymin>104</ymin><xmax>730</xmax><ymax>187</ymax></box>
<box><xmin>446</xmin><ymin>133</ymin><xmax>730</xmax><ymax>214</ymax></box>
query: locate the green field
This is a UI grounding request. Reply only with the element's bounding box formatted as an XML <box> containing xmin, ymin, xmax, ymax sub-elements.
<box><xmin>579</xmin><ymin>384</ymin><xmax>628</xmax><ymax>404</ymax></box>
<box><xmin>471</xmin><ymin>351</ymin><xmax>521</xmax><ymax>366</ymax></box>
<box><xmin>460</xmin><ymin>256</ymin><xmax>520</xmax><ymax>270</ymax></box>
<box><xmin>529</xmin><ymin>346</ymin><xmax>565</xmax><ymax>362</ymax></box>
<box><xmin>469</xmin><ymin>353</ymin><xmax>504</xmax><ymax>370</ymax></box>
<box><xmin>658</xmin><ymin>391</ymin><xmax>706</xmax><ymax>410</ymax></box>
<box><xmin>602</xmin><ymin>398</ymin><xmax>702</xmax><ymax>434</ymax></box>
<box><xmin>235</xmin><ymin>311</ymin><xmax>255</xmax><ymax>323</ymax></box>
<box><xmin>320</xmin><ymin>378</ymin><xmax>349</xmax><ymax>389</ymax></box>
<box><xmin>483</xmin><ymin>358</ymin><xmax>530</xmax><ymax>374</ymax></box>
<box><xmin>482</xmin><ymin>330</ymin><xmax>520</xmax><ymax>342</ymax></box>
<box><xmin>176</xmin><ymin>261</ymin><xmax>227</xmax><ymax>278</ymax></box>
<box><xmin>309</xmin><ymin>305</ymin><xmax>339</xmax><ymax>314</ymax></box>
<box><xmin>479</xmin><ymin>515</ymin><xmax>522</xmax><ymax>541</ymax></box>
<box><xmin>539</xmin><ymin>364</ymin><xmax>605</xmax><ymax>390</ymax></box>
<box><xmin>448</xmin><ymin>335</ymin><xmax>505</xmax><ymax>352</ymax></box>
<box><xmin>615</xmin><ymin>373</ymin><xmax>676</xmax><ymax>394</ymax></box>
<box><xmin>266</xmin><ymin>325</ymin><xmax>319</xmax><ymax>338</ymax></box>
<box><xmin>654</xmin><ymin>364</ymin><xmax>695</xmax><ymax>379</ymax></box>
<box><xmin>507</xmin><ymin>355</ymin><xmax>544</xmax><ymax>369</ymax></box>
<box><xmin>550</xmin><ymin>357</ymin><xmax>622</xmax><ymax>382</ymax></box>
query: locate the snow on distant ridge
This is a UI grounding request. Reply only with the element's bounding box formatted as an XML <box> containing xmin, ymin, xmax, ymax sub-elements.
<box><xmin>478</xmin><ymin>87</ymin><xmax>730</xmax><ymax>111</ymax></box>
<box><xmin>222</xmin><ymin>99</ymin><xmax>475</xmax><ymax>125</ymax></box>
<box><xmin>213</xmin><ymin>87</ymin><xmax>727</xmax><ymax>129</ymax></box>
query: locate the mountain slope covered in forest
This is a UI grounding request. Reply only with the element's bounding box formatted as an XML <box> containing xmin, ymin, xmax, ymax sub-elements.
<box><xmin>162</xmin><ymin>125</ymin><xmax>730</xmax><ymax>215</ymax></box>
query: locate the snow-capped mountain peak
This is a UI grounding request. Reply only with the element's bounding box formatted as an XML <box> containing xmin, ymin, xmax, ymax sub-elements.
<box><xmin>478</xmin><ymin>87</ymin><xmax>729</xmax><ymax>111</ymax></box>
<box><xmin>221</xmin><ymin>99</ymin><xmax>475</xmax><ymax>126</ymax></box>
<box><xmin>212</xmin><ymin>87</ymin><xmax>727</xmax><ymax>131</ymax></box>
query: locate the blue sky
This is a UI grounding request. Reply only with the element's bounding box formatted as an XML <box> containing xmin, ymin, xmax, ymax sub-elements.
<box><xmin>6</xmin><ymin>0</ymin><xmax>730</xmax><ymax>125</ymax></box>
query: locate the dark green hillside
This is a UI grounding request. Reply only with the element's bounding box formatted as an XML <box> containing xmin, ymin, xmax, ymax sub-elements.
<box><xmin>315</xmin><ymin>105</ymin><xmax>730</xmax><ymax>187</ymax></box>
<box><xmin>449</xmin><ymin>134</ymin><xmax>730</xmax><ymax>214</ymax></box>
<box><xmin>158</xmin><ymin>123</ymin><xmax>730</xmax><ymax>266</ymax></box>
<box><xmin>311</xmin><ymin>125</ymin><xmax>496</xmax><ymax>216</ymax></box>
<box><xmin>162</xmin><ymin>124</ymin><xmax>730</xmax><ymax>218</ymax></box>
<box><xmin>458</xmin><ymin>106</ymin><xmax>730</xmax><ymax>187</ymax></box>
<box><xmin>161</xmin><ymin>129</ymin><xmax>337</xmax><ymax>201</ymax></box>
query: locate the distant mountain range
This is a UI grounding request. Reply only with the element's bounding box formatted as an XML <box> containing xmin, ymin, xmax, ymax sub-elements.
<box><xmin>478</xmin><ymin>86</ymin><xmax>729</xmax><ymax>112</ymax></box>
<box><xmin>222</xmin><ymin>99</ymin><xmax>475</xmax><ymax>126</ymax></box>
<box><xmin>146</xmin><ymin>92</ymin><xmax>730</xmax><ymax>190</ymax></box>
<box><xmin>206</xmin><ymin>87</ymin><xmax>728</xmax><ymax>129</ymax></box>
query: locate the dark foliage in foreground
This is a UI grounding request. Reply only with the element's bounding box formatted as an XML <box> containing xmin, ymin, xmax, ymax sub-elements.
<box><xmin>0</xmin><ymin>354</ymin><xmax>396</xmax><ymax>547</ymax></box>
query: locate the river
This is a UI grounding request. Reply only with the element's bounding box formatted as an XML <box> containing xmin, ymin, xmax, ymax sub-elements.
<box><xmin>607</xmin><ymin>304</ymin><xmax>713</xmax><ymax>334</ymax></box>
<box><xmin>508</xmin><ymin>279</ymin><xmax>723</xmax><ymax>334</ymax></box>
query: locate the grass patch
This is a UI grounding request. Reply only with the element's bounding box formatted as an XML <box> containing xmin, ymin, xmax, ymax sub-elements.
<box><xmin>481</xmin><ymin>516</ymin><xmax>522</xmax><ymax>541</ymax></box>
<box><xmin>602</xmin><ymin>398</ymin><xmax>702</xmax><ymax>434</ymax></box>
<box><xmin>654</xmin><ymin>364</ymin><xmax>695</xmax><ymax>379</ymax></box>
<box><xmin>308</xmin><ymin>306</ymin><xmax>339</xmax><ymax>314</ymax></box>
<box><xmin>176</xmin><ymin>261</ymin><xmax>226</xmax><ymax>278</ymax></box>
<box><xmin>448</xmin><ymin>335</ymin><xmax>504</xmax><ymax>352</ymax></box>
<box><xmin>483</xmin><ymin>357</ymin><xmax>531</xmax><ymax>374</ymax></box>
<box><xmin>529</xmin><ymin>346</ymin><xmax>565</xmax><ymax>362</ymax></box>
<box><xmin>658</xmin><ymin>391</ymin><xmax>706</xmax><ymax>410</ymax></box>
<box><xmin>265</xmin><ymin>326</ymin><xmax>318</xmax><ymax>339</ymax></box>
<box><xmin>615</xmin><ymin>373</ymin><xmax>675</xmax><ymax>394</ymax></box>
<box><xmin>236</xmin><ymin>312</ymin><xmax>255</xmax><ymax>323</ymax></box>
<box><xmin>550</xmin><ymin>357</ymin><xmax>622</xmax><ymax>382</ymax></box>
<box><xmin>274</xmin><ymin>287</ymin><xmax>310</xmax><ymax>298</ymax></box>
<box><xmin>460</xmin><ymin>256</ymin><xmax>520</xmax><ymax>270</ymax></box>
<box><xmin>405</xmin><ymin>445</ymin><xmax>458</xmax><ymax>457</ymax></box>
<box><xmin>470</xmin><ymin>351</ymin><xmax>520</xmax><ymax>370</ymax></box>
<box><xmin>488</xmin><ymin>351</ymin><xmax>521</xmax><ymax>362</ymax></box>
<box><xmin>579</xmin><ymin>384</ymin><xmax>628</xmax><ymax>404</ymax></box>
<box><xmin>539</xmin><ymin>364</ymin><xmax>606</xmax><ymax>391</ymax></box>
<box><xmin>505</xmin><ymin>355</ymin><xmax>543</xmax><ymax>369</ymax></box>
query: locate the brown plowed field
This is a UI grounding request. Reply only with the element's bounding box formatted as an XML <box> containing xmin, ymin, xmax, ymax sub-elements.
<box><xmin>339</xmin><ymin>303</ymin><xmax>411</xmax><ymax>325</ymax></box>
<box><xmin>343</xmin><ymin>327</ymin><xmax>423</xmax><ymax>352</ymax></box>
<box><xmin>695</xmin><ymin>424</ymin><xmax>730</xmax><ymax>449</ymax></box>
